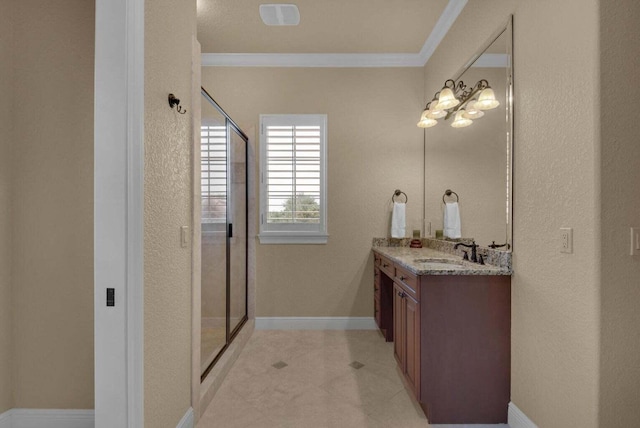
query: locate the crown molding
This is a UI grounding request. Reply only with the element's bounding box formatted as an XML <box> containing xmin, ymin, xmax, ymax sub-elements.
<box><xmin>417</xmin><ymin>0</ymin><xmax>468</xmax><ymax>65</ymax></box>
<box><xmin>201</xmin><ymin>52</ymin><xmax>423</xmax><ymax>67</ymax></box>
<box><xmin>201</xmin><ymin>0</ymin><xmax>467</xmax><ymax>68</ymax></box>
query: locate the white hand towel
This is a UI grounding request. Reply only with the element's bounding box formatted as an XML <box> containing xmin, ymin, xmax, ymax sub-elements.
<box><xmin>443</xmin><ymin>202</ymin><xmax>461</xmax><ymax>239</ymax></box>
<box><xmin>391</xmin><ymin>202</ymin><xmax>406</xmax><ymax>238</ymax></box>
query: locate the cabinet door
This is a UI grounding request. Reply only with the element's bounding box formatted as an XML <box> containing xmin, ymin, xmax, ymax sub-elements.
<box><xmin>393</xmin><ymin>282</ymin><xmax>404</xmax><ymax>367</ymax></box>
<box><xmin>404</xmin><ymin>294</ymin><xmax>420</xmax><ymax>399</ymax></box>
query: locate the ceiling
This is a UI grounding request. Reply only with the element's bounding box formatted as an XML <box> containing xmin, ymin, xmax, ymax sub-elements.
<box><xmin>197</xmin><ymin>0</ymin><xmax>451</xmax><ymax>54</ymax></box>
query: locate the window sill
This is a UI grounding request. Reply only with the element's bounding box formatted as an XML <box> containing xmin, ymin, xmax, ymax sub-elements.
<box><xmin>258</xmin><ymin>233</ymin><xmax>328</xmax><ymax>245</ymax></box>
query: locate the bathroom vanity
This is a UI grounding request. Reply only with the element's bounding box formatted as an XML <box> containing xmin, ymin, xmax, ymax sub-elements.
<box><xmin>372</xmin><ymin>242</ymin><xmax>511</xmax><ymax>424</ymax></box>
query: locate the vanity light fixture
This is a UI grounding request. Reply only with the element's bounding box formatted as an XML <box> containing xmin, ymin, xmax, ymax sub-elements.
<box><xmin>417</xmin><ymin>79</ymin><xmax>499</xmax><ymax>128</ymax></box>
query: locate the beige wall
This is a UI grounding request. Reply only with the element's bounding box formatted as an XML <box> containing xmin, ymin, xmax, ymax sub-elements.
<box><xmin>202</xmin><ymin>67</ymin><xmax>425</xmax><ymax>317</ymax></box>
<box><xmin>599</xmin><ymin>1</ymin><xmax>640</xmax><ymax>426</ymax></box>
<box><xmin>425</xmin><ymin>1</ymin><xmax>602</xmax><ymax>426</ymax></box>
<box><xmin>0</xmin><ymin>0</ymin><xmax>14</xmax><ymax>414</ymax></box>
<box><xmin>144</xmin><ymin>0</ymin><xmax>197</xmax><ymax>426</ymax></box>
<box><xmin>10</xmin><ymin>0</ymin><xmax>95</xmax><ymax>409</ymax></box>
<box><xmin>424</xmin><ymin>67</ymin><xmax>508</xmax><ymax>245</ymax></box>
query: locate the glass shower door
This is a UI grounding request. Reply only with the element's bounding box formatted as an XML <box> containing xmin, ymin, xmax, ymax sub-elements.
<box><xmin>229</xmin><ymin>128</ymin><xmax>247</xmax><ymax>335</ymax></box>
<box><xmin>200</xmin><ymin>98</ymin><xmax>228</xmax><ymax>375</ymax></box>
<box><xmin>200</xmin><ymin>87</ymin><xmax>249</xmax><ymax>381</ymax></box>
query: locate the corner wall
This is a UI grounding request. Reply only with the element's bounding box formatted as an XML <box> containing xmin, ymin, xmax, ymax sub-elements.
<box><xmin>11</xmin><ymin>0</ymin><xmax>95</xmax><ymax>409</ymax></box>
<box><xmin>201</xmin><ymin>67</ymin><xmax>425</xmax><ymax>318</ymax></box>
<box><xmin>424</xmin><ymin>1</ymin><xmax>601</xmax><ymax>426</ymax></box>
<box><xmin>144</xmin><ymin>0</ymin><xmax>197</xmax><ymax>426</ymax></box>
<box><xmin>599</xmin><ymin>1</ymin><xmax>640</xmax><ymax>426</ymax></box>
<box><xmin>0</xmin><ymin>0</ymin><xmax>14</xmax><ymax>415</ymax></box>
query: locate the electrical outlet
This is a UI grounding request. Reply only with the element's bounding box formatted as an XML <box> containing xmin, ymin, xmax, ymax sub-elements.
<box><xmin>560</xmin><ymin>227</ymin><xmax>573</xmax><ymax>253</ymax></box>
<box><xmin>631</xmin><ymin>227</ymin><xmax>640</xmax><ymax>256</ymax></box>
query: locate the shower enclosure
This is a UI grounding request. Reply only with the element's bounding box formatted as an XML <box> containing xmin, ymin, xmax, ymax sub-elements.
<box><xmin>200</xmin><ymin>87</ymin><xmax>248</xmax><ymax>381</ymax></box>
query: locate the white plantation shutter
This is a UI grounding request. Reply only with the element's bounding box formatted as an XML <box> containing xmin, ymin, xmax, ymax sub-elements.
<box><xmin>201</xmin><ymin>124</ymin><xmax>227</xmax><ymax>229</ymax></box>
<box><xmin>259</xmin><ymin>115</ymin><xmax>328</xmax><ymax>244</ymax></box>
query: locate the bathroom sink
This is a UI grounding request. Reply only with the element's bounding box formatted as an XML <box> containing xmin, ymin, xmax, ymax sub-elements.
<box><xmin>413</xmin><ymin>258</ymin><xmax>466</xmax><ymax>269</ymax></box>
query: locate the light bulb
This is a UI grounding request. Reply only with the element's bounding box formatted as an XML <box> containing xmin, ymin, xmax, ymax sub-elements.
<box><xmin>476</xmin><ymin>87</ymin><xmax>500</xmax><ymax>110</ymax></box>
<box><xmin>451</xmin><ymin>110</ymin><xmax>473</xmax><ymax>128</ymax></box>
<box><xmin>435</xmin><ymin>87</ymin><xmax>459</xmax><ymax>110</ymax></box>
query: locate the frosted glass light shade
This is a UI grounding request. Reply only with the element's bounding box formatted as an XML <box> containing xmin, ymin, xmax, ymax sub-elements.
<box><xmin>435</xmin><ymin>87</ymin><xmax>459</xmax><ymax>110</ymax></box>
<box><xmin>417</xmin><ymin>110</ymin><xmax>437</xmax><ymax>128</ymax></box>
<box><xmin>427</xmin><ymin>105</ymin><xmax>447</xmax><ymax>119</ymax></box>
<box><xmin>476</xmin><ymin>87</ymin><xmax>500</xmax><ymax>110</ymax></box>
<box><xmin>451</xmin><ymin>110</ymin><xmax>473</xmax><ymax>128</ymax></box>
<box><xmin>462</xmin><ymin>101</ymin><xmax>484</xmax><ymax>119</ymax></box>
<box><xmin>417</xmin><ymin>117</ymin><xmax>437</xmax><ymax>128</ymax></box>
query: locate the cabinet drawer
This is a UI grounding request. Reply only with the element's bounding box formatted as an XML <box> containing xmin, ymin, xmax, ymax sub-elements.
<box><xmin>395</xmin><ymin>264</ymin><xmax>419</xmax><ymax>301</ymax></box>
<box><xmin>379</xmin><ymin>255</ymin><xmax>395</xmax><ymax>278</ymax></box>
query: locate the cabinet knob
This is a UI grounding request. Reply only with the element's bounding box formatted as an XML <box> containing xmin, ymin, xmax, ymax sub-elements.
<box><xmin>399</xmin><ymin>276</ymin><xmax>406</xmax><ymax>281</ymax></box>
<box><xmin>383</xmin><ymin>263</ymin><xmax>389</xmax><ymax>268</ymax></box>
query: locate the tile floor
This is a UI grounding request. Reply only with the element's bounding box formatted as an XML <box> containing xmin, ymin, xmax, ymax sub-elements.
<box><xmin>198</xmin><ymin>330</ymin><xmax>509</xmax><ymax>428</ymax></box>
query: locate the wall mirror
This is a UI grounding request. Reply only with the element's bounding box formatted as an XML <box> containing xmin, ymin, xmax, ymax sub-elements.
<box><xmin>423</xmin><ymin>17</ymin><xmax>513</xmax><ymax>250</ymax></box>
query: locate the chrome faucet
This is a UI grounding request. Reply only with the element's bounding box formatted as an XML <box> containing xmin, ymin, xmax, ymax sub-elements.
<box><xmin>454</xmin><ymin>241</ymin><xmax>479</xmax><ymax>263</ymax></box>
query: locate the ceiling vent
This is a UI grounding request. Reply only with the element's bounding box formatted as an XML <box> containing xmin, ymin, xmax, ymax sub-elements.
<box><xmin>259</xmin><ymin>4</ymin><xmax>300</xmax><ymax>26</ymax></box>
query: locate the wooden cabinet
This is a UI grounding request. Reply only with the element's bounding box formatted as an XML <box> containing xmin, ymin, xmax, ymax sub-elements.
<box><xmin>372</xmin><ymin>249</ymin><xmax>511</xmax><ymax>424</ymax></box>
<box><xmin>373</xmin><ymin>260</ymin><xmax>393</xmax><ymax>341</ymax></box>
<box><xmin>419</xmin><ymin>275</ymin><xmax>510</xmax><ymax>424</ymax></box>
<box><xmin>378</xmin><ymin>254</ymin><xmax>395</xmax><ymax>278</ymax></box>
<box><xmin>393</xmin><ymin>281</ymin><xmax>421</xmax><ymax>399</ymax></box>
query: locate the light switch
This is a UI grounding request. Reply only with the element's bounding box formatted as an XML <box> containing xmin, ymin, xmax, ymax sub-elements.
<box><xmin>180</xmin><ymin>226</ymin><xmax>189</xmax><ymax>248</ymax></box>
<box><xmin>631</xmin><ymin>227</ymin><xmax>640</xmax><ymax>256</ymax></box>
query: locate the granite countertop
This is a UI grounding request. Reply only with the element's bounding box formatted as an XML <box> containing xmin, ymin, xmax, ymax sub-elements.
<box><xmin>373</xmin><ymin>246</ymin><xmax>512</xmax><ymax>276</ymax></box>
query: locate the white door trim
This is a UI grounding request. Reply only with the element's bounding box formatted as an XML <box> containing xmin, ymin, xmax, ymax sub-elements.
<box><xmin>94</xmin><ymin>0</ymin><xmax>144</xmax><ymax>427</ymax></box>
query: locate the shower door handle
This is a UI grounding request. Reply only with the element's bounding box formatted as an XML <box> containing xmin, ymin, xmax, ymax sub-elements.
<box><xmin>228</xmin><ymin>223</ymin><xmax>233</xmax><ymax>238</ymax></box>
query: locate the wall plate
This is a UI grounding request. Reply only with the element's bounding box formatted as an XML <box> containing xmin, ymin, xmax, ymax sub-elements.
<box><xmin>631</xmin><ymin>227</ymin><xmax>639</xmax><ymax>256</ymax></box>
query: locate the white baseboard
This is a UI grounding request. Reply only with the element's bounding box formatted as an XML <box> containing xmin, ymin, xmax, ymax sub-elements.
<box><xmin>176</xmin><ymin>407</ymin><xmax>194</xmax><ymax>428</ymax></box>
<box><xmin>8</xmin><ymin>409</ymin><xmax>94</xmax><ymax>428</ymax></box>
<box><xmin>255</xmin><ymin>317</ymin><xmax>377</xmax><ymax>330</ymax></box>
<box><xmin>508</xmin><ymin>402</ymin><xmax>538</xmax><ymax>428</ymax></box>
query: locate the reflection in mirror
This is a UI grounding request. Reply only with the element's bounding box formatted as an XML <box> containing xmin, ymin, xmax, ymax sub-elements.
<box><xmin>423</xmin><ymin>18</ymin><xmax>513</xmax><ymax>250</ymax></box>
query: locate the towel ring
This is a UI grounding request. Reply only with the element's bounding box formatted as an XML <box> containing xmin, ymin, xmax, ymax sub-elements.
<box><xmin>442</xmin><ymin>189</ymin><xmax>459</xmax><ymax>204</ymax></box>
<box><xmin>392</xmin><ymin>189</ymin><xmax>408</xmax><ymax>203</ymax></box>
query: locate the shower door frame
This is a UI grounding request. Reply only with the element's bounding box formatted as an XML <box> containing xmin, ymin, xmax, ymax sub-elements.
<box><xmin>200</xmin><ymin>87</ymin><xmax>249</xmax><ymax>382</ymax></box>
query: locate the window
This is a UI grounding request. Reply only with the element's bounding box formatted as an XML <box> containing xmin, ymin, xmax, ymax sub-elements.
<box><xmin>201</xmin><ymin>123</ymin><xmax>227</xmax><ymax>233</ymax></box>
<box><xmin>259</xmin><ymin>114</ymin><xmax>328</xmax><ymax>244</ymax></box>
